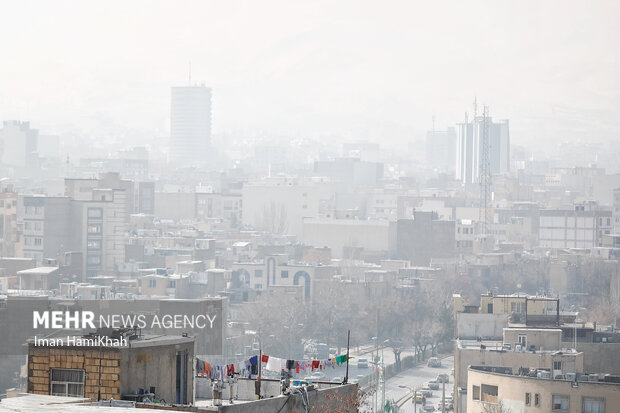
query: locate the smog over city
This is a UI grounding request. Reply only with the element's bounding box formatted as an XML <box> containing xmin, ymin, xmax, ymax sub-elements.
<box><xmin>0</xmin><ymin>1</ymin><xmax>618</xmax><ymax>412</ymax></box>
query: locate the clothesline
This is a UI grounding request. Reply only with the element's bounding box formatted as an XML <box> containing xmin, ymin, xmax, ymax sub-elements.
<box><xmin>195</xmin><ymin>353</ymin><xmax>349</xmax><ymax>380</ymax></box>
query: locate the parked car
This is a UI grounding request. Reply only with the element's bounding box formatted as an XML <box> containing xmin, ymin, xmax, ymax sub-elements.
<box><xmin>422</xmin><ymin>403</ymin><xmax>435</xmax><ymax>412</ymax></box>
<box><xmin>304</xmin><ymin>372</ymin><xmax>325</xmax><ymax>381</ymax></box>
<box><xmin>427</xmin><ymin>357</ymin><xmax>442</xmax><ymax>367</ymax></box>
<box><xmin>437</xmin><ymin>400</ymin><xmax>454</xmax><ymax>411</ymax></box>
<box><xmin>357</xmin><ymin>357</ymin><xmax>369</xmax><ymax>369</ymax></box>
<box><xmin>427</xmin><ymin>379</ymin><xmax>440</xmax><ymax>390</ymax></box>
<box><xmin>420</xmin><ymin>387</ymin><xmax>433</xmax><ymax>397</ymax></box>
<box><xmin>436</xmin><ymin>373</ymin><xmax>450</xmax><ymax>383</ymax></box>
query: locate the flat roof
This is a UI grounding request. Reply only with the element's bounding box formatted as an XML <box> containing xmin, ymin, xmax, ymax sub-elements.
<box><xmin>17</xmin><ymin>267</ymin><xmax>58</xmax><ymax>275</ymax></box>
<box><xmin>0</xmin><ymin>394</ymin><xmax>198</xmax><ymax>412</ymax></box>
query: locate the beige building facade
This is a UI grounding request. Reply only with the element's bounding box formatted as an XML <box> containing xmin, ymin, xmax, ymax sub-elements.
<box><xmin>467</xmin><ymin>366</ymin><xmax>619</xmax><ymax>413</ymax></box>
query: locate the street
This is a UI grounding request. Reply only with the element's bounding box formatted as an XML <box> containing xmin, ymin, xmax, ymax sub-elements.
<box><xmin>383</xmin><ymin>355</ymin><xmax>454</xmax><ymax>413</ymax></box>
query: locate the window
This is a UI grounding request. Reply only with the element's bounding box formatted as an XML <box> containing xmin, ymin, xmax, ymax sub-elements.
<box><xmin>518</xmin><ymin>334</ymin><xmax>527</xmax><ymax>348</ymax></box>
<box><xmin>481</xmin><ymin>384</ymin><xmax>498</xmax><ymax>403</ymax></box>
<box><xmin>255</xmin><ymin>269</ymin><xmax>263</xmax><ymax>278</ymax></box>
<box><xmin>87</xmin><ymin>240</ymin><xmax>101</xmax><ymax>250</ymax></box>
<box><xmin>34</xmin><ymin>222</ymin><xmax>41</xmax><ymax>231</ymax></box>
<box><xmin>87</xmin><ymin>208</ymin><xmax>103</xmax><ymax>218</ymax></box>
<box><xmin>472</xmin><ymin>385</ymin><xmax>480</xmax><ymax>400</ymax></box>
<box><xmin>168</xmin><ymin>280</ymin><xmax>176</xmax><ymax>288</ymax></box>
<box><xmin>87</xmin><ymin>255</ymin><xmax>100</xmax><ymax>265</ymax></box>
<box><xmin>535</xmin><ymin>393</ymin><xmax>540</xmax><ymax>407</ymax></box>
<box><xmin>552</xmin><ymin>395</ymin><xmax>569</xmax><ymax>412</ymax></box>
<box><xmin>281</xmin><ymin>270</ymin><xmax>289</xmax><ymax>278</ymax></box>
<box><xmin>525</xmin><ymin>392</ymin><xmax>531</xmax><ymax>406</ymax></box>
<box><xmin>34</xmin><ymin>238</ymin><xmax>42</xmax><ymax>246</ymax></box>
<box><xmin>24</xmin><ymin>237</ymin><xmax>32</xmax><ymax>246</ymax></box>
<box><xmin>553</xmin><ymin>361</ymin><xmax>562</xmax><ymax>370</ymax></box>
<box><xmin>511</xmin><ymin>302</ymin><xmax>525</xmax><ymax>313</ymax></box>
<box><xmin>254</xmin><ymin>283</ymin><xmax>262</xmax><ymax>290</ymax></box>
<box><xmin>87</xmin><ymin>224</ymin><xmax>102</xmax><ymax>234</ymax></box>
<box><xmin>50</xmin><ymin>368</ymin><xmax>84</xmax><ymax>397</ymax></box>
<box><xmin>582</xmin><ymin>398</ymin><xmax>605</xmax><ymax>413</ymax></box>
<box><xmin>148</xmin><ymin>279</ymin><xmax>157</xmax><ymax>288</ymax></box>
<box><xmin>25</xmin><ymin>222</ymin><xmax>31</xmax><ymax>230</ymax></box>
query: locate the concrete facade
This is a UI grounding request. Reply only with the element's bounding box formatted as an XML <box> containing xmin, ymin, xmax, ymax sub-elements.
<box><xmin>395</xmin><ymin>211</ymin><xmax>455</xmax><ymax>266</ymax></box>
<box><xmin>302</xmin><ymin>218</ymin><xmax>390</xmax><ymax>259</ymax></box>
<box><xmin>539</xmin><ymin>208</ymin><xmax>613</xmax><ymax>249</ymax></box>
<box><xmin>467</xmin><ymin>366</ymin><xmax>620</xmax><ymax>413</ymax></box>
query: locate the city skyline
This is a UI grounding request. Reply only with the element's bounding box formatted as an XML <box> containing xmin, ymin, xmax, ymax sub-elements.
<box><xmin>0</xmin><ymin>1</ymin><xmax>618</xmax><ymax>152</ymax></box>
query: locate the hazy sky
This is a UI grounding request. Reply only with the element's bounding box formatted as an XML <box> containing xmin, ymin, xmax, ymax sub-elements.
<box><xmin>1</xmin><ymin>0</ymin><xmax>618</xmax><ymax>149</ymax></box>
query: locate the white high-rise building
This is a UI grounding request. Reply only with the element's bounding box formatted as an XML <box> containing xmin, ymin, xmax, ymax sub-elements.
<box><xmin>455</xmin><ymin>116</ymin><xmax>510</xmax><ymax>184</ymax></box>
<box><xmin>169</xmin><ymin>85</ymin><xmax>212</xmax><ymax>165</ymax></box>
<box><xmin>0</xmin><ymin>120</ymin><xmax>38</xmax><ymax>169</ymax></box>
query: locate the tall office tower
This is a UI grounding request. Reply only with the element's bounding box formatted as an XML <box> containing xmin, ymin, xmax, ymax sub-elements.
<box><xmin>169</xmin><ymin>85</ymin><xmax>212</xmax><ymax>165</ymax></box>
<box><xmin>455</xmin><ymin>115</ymin><xmax>509</xmax><ymax>184</ymax></box>
<box><xmin>0</xmin><ymin>120</ymin><xmax>38</xmax><ymax>169</ymax></box>
<box><xmin>426</xmin><ymin>127</ymin><xmax>456</xmax><ymax>173</ymax></box>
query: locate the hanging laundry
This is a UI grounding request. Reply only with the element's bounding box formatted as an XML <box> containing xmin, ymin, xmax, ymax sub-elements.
<box><xmin>286</xmin><ymin>359</ymin><xmax>295</xmax><ymax>370</ymax></box>
<box><xmin>312</xmin><ymin>360</ymin><xmax>319</xmax><ymax>370</ymax></box>
<box><xmin>261</xmin><ymin>354</ymin><xmax>269</xmax><ymax>363</ymax></box>
<box><xmin>266</xmin><ymin>356</ymin><xmax>283</xmax><ymax>372</ymax></box>
<box><xmin>249</xmin><ymin>356</ymin><xmax>258</xmax><ymax>375</ymax></box>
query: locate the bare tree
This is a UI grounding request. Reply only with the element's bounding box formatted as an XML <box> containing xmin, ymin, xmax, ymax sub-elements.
<box><xmin>259</xmin><ymin>201</ymin><xmax>289</xmax><ymax>234</ymax></box>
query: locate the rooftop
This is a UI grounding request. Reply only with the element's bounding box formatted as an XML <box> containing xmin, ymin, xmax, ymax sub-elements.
<box><xmin>17</xmin><ymin>267</ymin><xmax>58</xmax><ymax>275</ymax></box>
<box><xmin>0</xmin><ymin>394</ymin><xmax>195</xmax><ymax>412</ymax></box>
<box><xmin>469</xmin><ymin>365</ymin><xmax>620</xmax><ymax>386</ymax></box>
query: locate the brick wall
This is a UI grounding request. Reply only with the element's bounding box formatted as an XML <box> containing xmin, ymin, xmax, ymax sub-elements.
<box><xmin>28</xmin><ymin>345</ymin><xmax>121</xmax><ymax>399</ymax></box>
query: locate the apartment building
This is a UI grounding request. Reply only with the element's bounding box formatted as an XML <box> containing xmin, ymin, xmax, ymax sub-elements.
<box><xmin>467</xmin><ymin>365</ymin><xmax>619</xmax><ymax>413</ymax></box>
<box><xmin>0</xmin><ymin>187</ymin><xmax>18</xmax><ymax>256</ymax></box>
<box><xmin>231</xmin><ymin>255</ymin><xmax>338</xmax><ymax>300</ymax></box>
<box><xmin>539</xmin><ymin>204</ymin><xmax>612</xmax><ymax>249</ymax></box>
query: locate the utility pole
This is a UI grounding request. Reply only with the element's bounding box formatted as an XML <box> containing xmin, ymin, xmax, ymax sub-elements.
<box><xmin>344</xmin><ymin>330</ymin><xmax>350</xmax><ymax>384</ymax></box>
<box><xmin>381</xmin><ymin>345</ymin><xmax>385</xmax><ymax>411</ymax></box>
<box><xmin>442</xmin><ymin>378</ymin><xmax>446</xmax><ymax>413</ymax></box>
